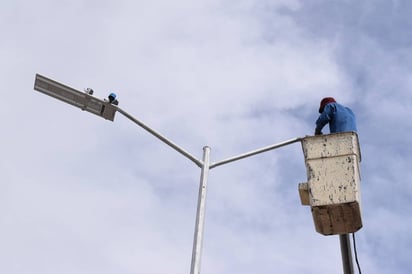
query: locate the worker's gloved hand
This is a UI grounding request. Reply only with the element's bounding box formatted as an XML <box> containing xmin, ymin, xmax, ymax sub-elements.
<box><xmin>315</xmin><ymin>129</ymin><xmax>322</xmax><ymax>135</ymax></box>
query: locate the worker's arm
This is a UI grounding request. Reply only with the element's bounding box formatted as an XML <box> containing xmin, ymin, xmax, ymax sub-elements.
<box><xmin>315</xmin><ymin>104</ymin><xmax>334</xmax><ymax>135</ymax></box>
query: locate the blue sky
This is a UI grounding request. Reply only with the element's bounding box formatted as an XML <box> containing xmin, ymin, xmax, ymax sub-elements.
<box><xmin>1</xmin><ymin>0</ymin><xmax>412</xmax><ymax>273</ymax></box>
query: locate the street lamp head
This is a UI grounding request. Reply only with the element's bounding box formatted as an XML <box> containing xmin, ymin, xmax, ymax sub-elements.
<box><xmin>34</xmin><ymin>74</ymin><xmax>117</xmax><ymax>121</ymax></box>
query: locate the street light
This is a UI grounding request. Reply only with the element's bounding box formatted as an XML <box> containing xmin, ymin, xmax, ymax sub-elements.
<box><xmin>33</xmin><ymin>74</ymin><xmax>358</xmax><ymax>274</ymax></box>
<box><xmin>34</xmin><ymin>74</ymin><xmax>117</xmax><ymax>121</ymax></box>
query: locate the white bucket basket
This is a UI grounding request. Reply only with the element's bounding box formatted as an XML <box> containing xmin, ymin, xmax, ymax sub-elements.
<box><xmin>299</xmin><ymin>132</ymin><xmax>362</xmax><ymax>235</ymax></box>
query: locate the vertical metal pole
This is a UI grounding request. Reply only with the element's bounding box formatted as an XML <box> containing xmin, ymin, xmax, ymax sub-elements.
<box><xmin>340</xmin><ymin>234</ymin><xmax>354</xmax><ymax>274</ymax></box>
<box><xmin>190</xmin><ymin>146</ymin><xmax>211</xmax><ymax>274</ymax></box>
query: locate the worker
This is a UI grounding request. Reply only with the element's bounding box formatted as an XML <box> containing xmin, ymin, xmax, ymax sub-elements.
<box><xmin>315</xmin><ymin>97</ymin><xmax>357</xmax><ymax>135</ymax></box>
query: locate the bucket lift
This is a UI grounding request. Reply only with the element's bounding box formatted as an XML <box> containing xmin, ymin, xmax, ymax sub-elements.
<box><xmin>299</xmin><ymin>132</ymin><xmax>362</xmax><ymax>235</ymax></box>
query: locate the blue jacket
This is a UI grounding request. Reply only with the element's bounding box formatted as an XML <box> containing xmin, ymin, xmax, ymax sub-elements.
<box><xmin>315</xmin><ymin>102</ymin><xmax>357</xmax><ymax>134</ymax></box>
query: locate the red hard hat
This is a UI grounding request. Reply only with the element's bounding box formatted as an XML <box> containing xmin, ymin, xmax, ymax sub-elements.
<box><xmin>319</xmin><ymin>97</ymin><xmax>336</xmax><ymax>113</ymax></box>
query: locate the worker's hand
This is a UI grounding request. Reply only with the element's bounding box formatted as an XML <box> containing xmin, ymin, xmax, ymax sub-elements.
<box><xmin>315</xmin><ymin>129</ymin><xmax>322</xmax><ymax>135</ymax></box>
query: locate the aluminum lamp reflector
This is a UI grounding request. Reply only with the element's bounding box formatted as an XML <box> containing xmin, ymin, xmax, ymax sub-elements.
<box><xmin>34</xmin><ymin>74</ymin><xmax>116</xmax><ymax>121</ymax></box>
